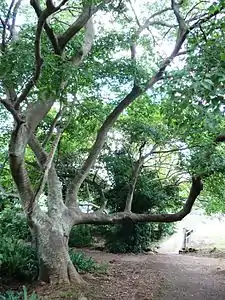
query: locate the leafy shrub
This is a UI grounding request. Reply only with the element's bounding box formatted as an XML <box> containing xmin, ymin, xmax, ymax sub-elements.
<box><xmin>0</xmin><ymin>205</ymin><xmax>37</xmax><ymax>281</ymax></box>
<box><xmin>69</xmin><ymin>225</ymin><xmax>93</xmax><ymax>248</ymax></box>
<box><xmin>105</xmin><ymin>221</ymin><xmax>175</xmax><ymax>253</ymax></box>
<box><xmin>0</xmin><ymin>235</ymin><xmax>38</xmax><ymax>281</ymax></box>
<box><xmin>0</xmin><ymin>286</ymin><xmax>39</xmax><ymax>300</ymax></box>
<box><xmin>0</xmin><ymin>236</ymin><xmax>104</xmax><ymax>282</ymax></box>
<box><xmin>69</xmin><ymin>250</ymin><xmax>106</xmax><ymax>273</ymax></box>
<box><xmin>0</xmin><ymin>290</ymin><xmax>21</xmax><ymax>300</ymax></box>
<box><xmin>105</xmin><ymin>222</ymin><xmax>152</xmax><ymax>253</ymax></box>
<box><xmin>0</xmin><ymin>206</ymin><xmax>31</xmax><ymax>241</ymax></box>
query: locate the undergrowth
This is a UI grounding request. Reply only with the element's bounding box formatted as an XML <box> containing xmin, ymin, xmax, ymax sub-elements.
<box><xmin>0</xmin><ymin>286</ymin><xmax>38</xmax><ymax>300</ymax></box>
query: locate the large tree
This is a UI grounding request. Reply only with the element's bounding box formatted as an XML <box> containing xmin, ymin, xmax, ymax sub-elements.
<box><xmin>0</xmin><ymin>0</ymin><xmax>224</xmax><ymax>285</ymax></box>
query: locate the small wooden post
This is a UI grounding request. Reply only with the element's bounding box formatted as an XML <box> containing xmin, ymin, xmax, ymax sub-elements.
<box><xmin>182</xmin><ymin>228</ymin><xmax>193</xmax><ymax>251</ymax></box>
<box><xmin>182</xmin><ymin>228</ymin><xmax>187</xmax><ymax>250</ymax></box>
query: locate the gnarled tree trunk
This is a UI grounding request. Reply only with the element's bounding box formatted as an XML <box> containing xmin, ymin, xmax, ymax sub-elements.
<box><xmin>31</xmin><ymin>214</ymin><xmax>83</xmax><ymax>285</ymax></box>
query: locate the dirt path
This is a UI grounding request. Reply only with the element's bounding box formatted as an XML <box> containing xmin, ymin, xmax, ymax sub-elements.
<box><xmin>82</xmin><ymin>250</ymin><xmax>225</xmax><ymax>300</ymax></box>
<box><xmin>149</xmin><ymin>254</ymin><xmax>225</xmax><ymax>299</ymax></box>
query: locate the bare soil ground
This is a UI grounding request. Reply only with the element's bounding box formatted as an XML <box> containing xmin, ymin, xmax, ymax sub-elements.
<box><xmin>57</xmin><ymin>249</ymin><xmax>225</xmax><ymax>300</ymax></box>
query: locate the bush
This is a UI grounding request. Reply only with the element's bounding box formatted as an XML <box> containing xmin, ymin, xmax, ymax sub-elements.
<box><xmin>69</xmin><ymin>250</ymin><xmax>106</xmax><ymax>273</ymax></box>
<box><xmin>0</xmin><ymin>286</ymin><xmax>39</xmax><ymax>300</ymax></box>
<box><xmin>0</xmin><ymin>235</ymin><xmax>38</xmax><ymax>281</ymax></box>
<box><xmin>0</xmin><ymin>205</ymin><xmax>37</xmax><ymax>281</ymax></box>
<box><xmin>105</xmin><ymin>222</ymin><xmax>152</xmax><ymax>253</ymax></box>
<box><xmin>69</xmin><ymin>225</ymin><xmax>93</xmax><ymax>248</ymax></box>
<box><xmin>0</xmin><ymin>206</ymin><xmax>31</xmax><ymax>241</ymax></box>
<box><xmin>105</xmin><ymin>221</ymin><xmax>175</xmax><ymax>253</ymax></box>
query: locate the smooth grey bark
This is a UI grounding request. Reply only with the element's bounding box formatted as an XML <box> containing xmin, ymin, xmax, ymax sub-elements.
<box><xmin>124</xmin><ymin>158</ymin><xmax>144</xmax><ymax>212</ymax></box>
<box><xmin>32</xmin><ymin>211</ymin><xmax>83</xmax><ymax>284</ymax></box>
<box><xmin>74</xmin><ymin>176</ymin><xmax>203</xmax><ymax>225</ymax></box>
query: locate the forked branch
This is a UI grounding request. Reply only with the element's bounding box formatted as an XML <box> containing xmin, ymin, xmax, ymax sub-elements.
<box><xmin>124</xmin><ymin>144</ymin><xmax>157</xmax><ymax>212</ymax></box>
<box><xmin>0</xmin><ymin>97</ymin><xmax>24</xmax><ymax>123</ymax></box>
<box><xmin>58</xmin><ymin>0</ymin><xmax>110</xmax><ymax>50</ymax></box>
<box><xmin>77</xmin><ymin>176</ymin><xmax>203</xmax><ymax>224</ymax></box>
<box><xmin>15</xmin><ymin>0</ymin><xmax>68</xmax><ymax>107</ymax></box>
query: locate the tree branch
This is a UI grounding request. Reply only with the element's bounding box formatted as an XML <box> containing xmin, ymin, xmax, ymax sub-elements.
<box><xmin>9</xmin><ymin>124</ymin><xmax>35</xmax><ymax>212</ymax></box>
<box><xmin>124</xmin><ymin>158</ymin><xmax>143</xmax><ymax>212</ymax></box>
<box><xmin>28</xmin><ymin>132</ymin><xmax>66</xmax><ymax>215</ymax></box>
<box><xmin>128</xmin><ymin>0</ymin><xmax>141</xmax><ymax>27</ymax></box>
<box><xmin>71</xmin><ymin>16</ymin><xmax>95</xmax><ymax>65</ymax></box>
<box><xmin>42</xmin><ymin>108</ymin><xmax>63</xmax><ymax>148</ymax></box>
<box><xmin>30</xmin><ymin>0</ymin><xmax>61</xmax><ymax>54</ymax></box>
<box><xmin>15</xmin><ymin>0</ymin><xmax>68</xmax><ymax>108</ymax></box>
<box><xmin>124</xmin><ymin>144</ymin><xmax>157</xmax><ymax>212</ymax></box>
<box><xmin>14</xmin><ymin>9</ymin><xmax>46</xmax><ymax>107</ymax></box>
<box><xmin>171</xmin><ymin>0</ymin><xmax>187</xmax><ymax>36</ymax></box>
<box><xmin>138</xmin><ymin>7</ymin><xmax>172</xmax><ymax>34</ymax></box>
<box><xmin>9</xmin><ymin>0</ymin><xmax>22</xmax><ymax>41</ymax></box>
<box><xmin>1</xmin><ymin>0</ymin><xmax>15</xmax><ymax>52</ymax></box>
<box><xmin>0</xmin><ymin>97</ymin><xmax>24</xmax><ymax>124</ymax></box>
<box><xmin>28</xmin><ymin>133</ymin><xmax>48</xmax><ymax>169</ymax></box>
<box><xmin>76</xmin><ymin>176</ymin><xmax>203</xmax><ymax>224</ymax></box>
<box><xmin>26</xmin><ymin>98</ymin><xmax>55</xmax><ymax>132</ymax></box>
<box><xmin>66</xmin><ymin>85</ymin><xmax>142</xmax><ymax>207</ymax></box>
<box><xmin>0</xmin><ymin>184</ymin><xmax>19</xmax><ymax>199</ymax></box>
<box><xmin>58</xmin><ymin>0</ymin><xmax>110</xmax><ymax>50</ymax></box>
<box><xmin>85</xmin><ymin>177</ymin><xmax>107</xmax><ymax>210</ymax></box>
<box><xmin>184</xmin><ymin>1</ymin><xmax>208</xmax><ymax>20</ymax></box>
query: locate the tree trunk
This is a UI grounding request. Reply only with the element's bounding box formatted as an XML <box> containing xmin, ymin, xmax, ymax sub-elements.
<box><xmin>33</xmin><ymin>220</ymin><xmax>84</xmax><ymax>285</ymax></box>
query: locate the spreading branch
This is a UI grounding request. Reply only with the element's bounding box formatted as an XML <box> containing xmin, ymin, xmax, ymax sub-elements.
<box><xmin>71</xmin><ymin>16</ymin><xmax>95</xmax><ymax>65</ymax></box>
<box><xmin>0</xmin><ymin>184</ymin><xmax>19</xmax><ymax>199</ymax></box>
<box><xmin>128</xmin><ymin>0</ymin><xmax>141</xmax><ymax>27</ymax></box>
<box><xmin>85</xmin><ymin>178</ymin><xmax>107</xmax><ymax>210</ymax></box>
<box><xmin>76</xmin><ymin>176</ymin><xmax>203</xmax><ymax>225</ymax></box>
<box><xmin>66</xmin><ymin>85</ymin><xmax>142</xmax><ymax>207</ymax></box>
<box><xmin>28</xmin><ymin>131</ymin><xmax>66</xmax><ymax>215</ymax></box>
<box><xmin>9</xmin><ymin>124</ymin><xmax>35</xmax><ymax>212</ymax></box>
<box><xmin>124</xmin><ymin>158</ymin><xmax>143</xmax><ymax>212</ymax></box>
<box><xmin>42</xmin><ymin>108</ymin><xmax>63</xmax><ymax>148</ymax></box>
<box><xmin>138</xmin><ymin>7</ymin><xmax>173</xmax><ymax>33</ymax></box>
<box><xmin>171</xmin><ymin>0</ymin><xmax>187</xmax><ymax>36</ymax></box>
